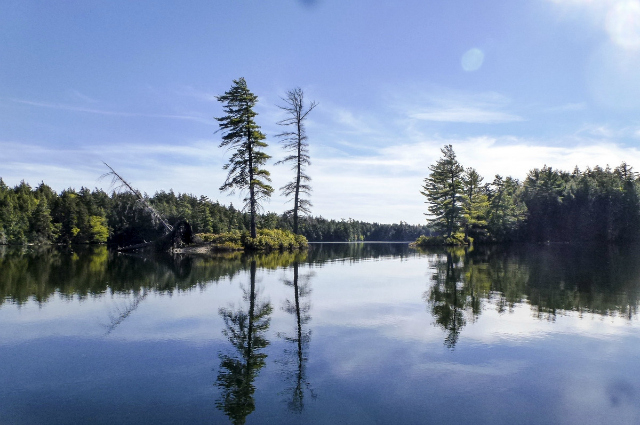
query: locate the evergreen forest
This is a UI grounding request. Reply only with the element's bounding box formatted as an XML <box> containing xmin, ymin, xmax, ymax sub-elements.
<box><xmin>2</xmin><ymin>78</ymin><xmax>639</xmax><ymax>248</ymax></box>
<box><xmin>0</xmin><ymin>178</ymin><xmax>431</xmax><ymax>245</ymax></box>
<box><xmin>419</xmin><ymin>145</ymin><xmax>640</xmax><ymax>245</ymax></box>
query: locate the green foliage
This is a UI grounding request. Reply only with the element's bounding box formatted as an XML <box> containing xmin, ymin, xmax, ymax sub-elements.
<box><xmin>418</xmin><ymin>145</ymin><xmax>640</xmax><ymax>244</ymax></box>
<box><xmin>89</xmin><ymin>216</ymin><xmax>109</xmax><ymax>243</ymax></box>
<box><xmin>486</xmin><ymin>175</ymin><xmax>527</xmax><ymax>242</ymax></box>
<box><xmin>196</xmin><ymin>229</ymin><xmax>308</xmax><ymax>251</ymax></box>
<box><xmin>413</xmin><ymin>232</ymin><xmax>467</xmax><ymax>247</ymax></box>
<box><xmin>0</xmin><ymin>176</ymin><xmax>434</xmax><ymax>246</ymax></box>
<box><xmin>242</xmin><ymin>229</ymin><xmax>308</xmax><ymax>251</ymax></box>
<box><xmin>216</xmin><ymin>77</ymin><xmax>273</xmax><ymax>238</ymax></box>
<box><xmin>461</xmin><ymin>167</ymin><xmax>489</xmax><ymax>241</ymax></box>
<box><xmin>521</xmin><ymin>164</ymin><xmax>640</xmax><ymax>242</ymax></box>
<box><xmin>196</xmin><ymin>231</ymin><xmax>244</xmax><ymax>250</ymax></box>
<box><xmin>421</xmin><ymin>145</ymin><xmax>465</xmax><ymax>238</ymax></box>
<box><xmin>293</xmin><ymin>216</ymin><xmax>432</xmax><ymax>242</ymax></box>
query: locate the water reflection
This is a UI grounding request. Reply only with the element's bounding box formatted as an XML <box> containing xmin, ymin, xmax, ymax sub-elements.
<box><xmin>2</xmin><ymin>243</ymin><xmax>640</xmax><ymax>424</ymax></box>
<box><xmin>215</xmin><ymin>260</ymin><xmax>273</xmax><ymax>425</ymax></box>
<box><xmin>278</xmin><ymin>262</ymin><xmax>315</xmax><ymax>413</ymax></box>
<box><xmin>104</xmin><ymin>290</ymin><xmax>148</xmax><ymax>335</ymax></box>
<box><xmin>422</xmin><ymin>244</ymin><xmax>640</xmax><ymax>347</ymax></box>
<box><xmin>426</xmin><ymin>249</ymin><xmax>481</xmax><ymax>349</ymax></box>
<box><xmin>0</xmin><ymin>246</ymin><xmax>308</xmax><ymax>306</ymax></box>
<box><xmin>2</xmin><ymin>242</ymin><xmax>640</xmax><ymax>325</ymax></box>
<box><xmin>308</xmin><ymin>242</ymin><xmax>417</xmax><ymax>264</ymax></box>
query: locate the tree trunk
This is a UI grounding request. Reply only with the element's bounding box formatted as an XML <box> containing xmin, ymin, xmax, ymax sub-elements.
<box><xmin>248</xmin><ymin>110</ymin><xmax>257</xmax><ymax>238</ymax></box>
<box><xmin>293</xmin><ymin>117</ymin><xmax>302</xmax><ymax>234</ymax></box>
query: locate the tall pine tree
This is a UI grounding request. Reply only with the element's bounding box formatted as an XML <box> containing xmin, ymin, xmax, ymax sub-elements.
<box><xmin>461</xmin><ymin>167</ymin><xmax>489</xmax><ymax>242</ymax></box>
<box><xmin>421</xmin><ymin>145</ymin><xmax>465</xmax><ymax>240</ymax></box>
<box><xmin>216</xmin><ymin>78</ymin><xmax>273</xmax><ymax>238</ymax></box>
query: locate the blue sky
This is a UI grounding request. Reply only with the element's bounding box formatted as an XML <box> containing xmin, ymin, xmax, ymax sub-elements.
<box><xmin>2</xmin><ymin>0</ymin><xmax>640</xmax><ymax>224</ymax></box>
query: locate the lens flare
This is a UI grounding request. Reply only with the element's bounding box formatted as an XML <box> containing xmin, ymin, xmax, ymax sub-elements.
<box><xmin>606</xmin><ymin>0</ymin><xmax>640</xmax><ymax>50</ymax></box>
<box><xmin>461</xmin><ymin>48</ymin><xmax>484</xmax><ymax>72</ymax></box>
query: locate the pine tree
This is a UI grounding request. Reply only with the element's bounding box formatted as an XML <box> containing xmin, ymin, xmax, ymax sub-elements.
<box><xmin>421</xmin><ymin>145</ymin><xmax>465</xmax><ymax>240</ymax></box>
<box><xmin>461</xmin><ymin>167</ymin><xmax>489</xmax><ymax>242</ymax></box>
<box><xmin>487</xmin><ymin>175</ymin><xmax>526</xmax><ymax>242</ymax></box>
<box><xmin>29</xmin><ymin>195</ymin><xmax>54</xmax><ymax>243</ymax></box>
<box><xmin>216</xmin><ymin>78</ymin><xmax>273</xmax><ymax>238</ymax></box>
<box><xmin>275</xmin><ymin>87</ymin><xmax>317</xmax><ymax>234</ymax></box>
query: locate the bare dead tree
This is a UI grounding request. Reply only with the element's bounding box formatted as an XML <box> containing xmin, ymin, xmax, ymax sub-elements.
<box><xmin>101</xmin><ymin>162</ymin><xmax>173</xmax><ymax>233</ymax></box>
<box><xmin>275</xmin><ymin>88</ymin><xmax>317</xmax><ymax>234</ymax></box>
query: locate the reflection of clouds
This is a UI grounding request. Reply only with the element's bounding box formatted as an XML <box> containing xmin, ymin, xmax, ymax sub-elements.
<box><xmin>308</xmin><ymin>259</ymin><xmax>640</xmax><ymax>345</ymax></box>
<box><xmin>315</xmin><ymin>299</ymin><xmax>640</xmax><ymax>347</ymax></box>
<box><xmin>560</xmin><ymin>374</ymin><xmax>640</xmax><ymax>424</ymax></box>
<box><xmin>412</xmin><ymin>359</ymin><xmax>527</xmax><ymax>376</ymax></box>
<box><xmin>2</xmin><ymin>256</ymin><xmax>639</xmax><ymax>347</ymax></box>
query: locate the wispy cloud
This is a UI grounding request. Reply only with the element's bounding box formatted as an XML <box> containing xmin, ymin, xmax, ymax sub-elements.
<box><xmin>175</xmin><ymin>86</ymin><xmax>219</xmax><ymax>103</ymax></box>
<box><xmin>67</xmin><ymin>89</ymin><xmax>99</xmax><ymax>103</ymax></box>
<box><xmin>391</xmin><ymin>88</ymin><xmax>524</xmax><ymax>124</ymax></box>
<box><xmin>9</xmin><ymin>99</ymin><xmax>213</xmax><ymax>124</ymax></box>
<box><xmin>5</xmin><ymin>82</ymin><xmax>640</xmax><ymax>225</ymax></box>
<box><xmin>411</xmin><ymin>108</ymin><xmax>522</xmax><ymax>124</ymax></box>
<box><xmin>545</xmin><ymin>102</ymin><xmax>588</xmax><ymax>112</ymax></box>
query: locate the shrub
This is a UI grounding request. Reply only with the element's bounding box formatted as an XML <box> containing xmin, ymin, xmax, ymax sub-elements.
<box><xmin>242</xmin><ymin>229</ymin><xmax>308</xmax><ymax>251</ymax></box>
<box><xmin>195</xmin><ymin>231</ymin><xmax>243</xmax><ymax>250</ymax></box>
<box><xmin>195</xmin><ymin>229</ymin><xmax>308</xmax><ymax>251</ymax></box>
<box><xmin>412</xmin><ymin>232</ymin><xmax>469</xmax><ymax>247</ymax></box>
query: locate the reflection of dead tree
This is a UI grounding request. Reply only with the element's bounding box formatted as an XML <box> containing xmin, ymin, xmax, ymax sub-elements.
<box><xmin>101</xmin><ymin>162</ymin><xmax>173</xmax><ymax>233</ymax></box>
<box><xmin>104</xmin><ymin>290</ymin><xmax>148</xmax><ymax>335</ymax></box>
<box><xmin>278</xmin><ymin>262</ymin><xmax>316</xmax><ymax>412</ymax></box>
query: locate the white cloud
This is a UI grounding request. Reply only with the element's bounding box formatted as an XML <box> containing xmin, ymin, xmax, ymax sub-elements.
<box><xmin>5</xmin><ymin>130</ymin><xmax>640</xmax><ymax>225</ymax></box>
<box><xmin>391</xmin><ymin>88</ymin><xmax>524</xmax><ymax>124</ymax></box>
<box><xmin>5</xmin><ymin>82</ymin><xmax>640</xmax><ymax>225</ymax></box>
<box><xmin>411</xmin><ymin>108</ymin><xmax>522</xmax><ymax>124</ymax></box>
<box><xmin>9</xmin><ymin>98</ymin><xmax>213</xmax><ymax>125</ymax></box>
<box><xmin>545</xmin><ymin>102</ymin><xmax>588</xmax><ymax>112</ymax></box>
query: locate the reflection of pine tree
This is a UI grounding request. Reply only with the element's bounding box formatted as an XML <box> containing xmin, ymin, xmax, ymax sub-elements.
<box><xmin>428</xmin><ymin>252</ymin><xmax>466</xmax><ymax>348</ymax></box>
<box><xmin>427</xmin><ymin>250</ymin><xmax>489</xmax><ymax>349</ymax></box>
<box><xmin>278</xmin><ymin>262</ymin><xmax>315</xmax><ymax>413</ymax></box>
<box><xmin>216</xmin><ymin>261</ymin><xmax>272</xmax><ymax>425</ymax></box>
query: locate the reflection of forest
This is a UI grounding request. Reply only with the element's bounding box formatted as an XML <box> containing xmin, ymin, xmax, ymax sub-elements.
<box><xmin>425</xmin><ymin>244</ymin><xmax>640</xmax><ymax>348</ymax></box>
<box><xmin>215</xmin><ymin>260</ymin><xmax>272</xmax><ymax>425</ymax></box>
<box><xmin>306</xmin><ymin>242</ymin><xmax>418</xmax><ymax>264</ymax></box>
<box><xmin>278</xmin><ymin>262</ymin><xmax>315</xmax><ymax>413</ymax></box>
<box><xmin>0</xmin><ymin>245</ymin><xmax>308</xmax><ymax>305</ymax></box>
<box><xmin>2</xmin><ymin>243</ymin><xmax>640</xmax><ymax>323</ymax></box>
<box><xmin>0</xmin><ymin>243</ymin><xmax>414</xmax><ymax>305</ymax></box>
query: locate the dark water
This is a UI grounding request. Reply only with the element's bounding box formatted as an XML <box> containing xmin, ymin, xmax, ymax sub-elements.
<box><xmin>1</xmin><ymin>243</ymin><xmax>639</xmax><ymax>424</ymax></box>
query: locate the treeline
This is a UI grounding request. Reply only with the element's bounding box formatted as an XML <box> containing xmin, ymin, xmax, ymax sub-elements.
<box><xmin>421</xmin><ymin>145</ymin><xmax>640</xmax><ymax>244</ymax></box>
<box><xmin>0</xmin><ymin>178</ymin><xmax>430</xmax><ymax>245</ymax></box>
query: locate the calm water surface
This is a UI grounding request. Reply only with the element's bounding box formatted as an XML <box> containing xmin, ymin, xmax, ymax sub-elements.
<box><xmin>1</xmin><ymin>243</ymin><xmax>639</xmax><ymax>424</ymax></box>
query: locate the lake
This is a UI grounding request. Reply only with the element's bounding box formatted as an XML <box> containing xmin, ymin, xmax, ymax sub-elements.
<box><xmin>1</xmin><ymin>242</ymin><xmax>639</xmax><ymax>424</ymax></box>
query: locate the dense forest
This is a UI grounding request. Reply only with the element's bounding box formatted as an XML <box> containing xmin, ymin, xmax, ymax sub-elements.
<box><xmin>419</xmin><ymin>145</ymin><xmax>640</xmax><ymax>245</ymax></box>
<box><xmin>3</xmin><ymin>148</ymin><xmax>640</xmax><ymax>247</ymax></box>
<box><xmin>0</xmin><ymin>178</ymin><xmax>431</xmax><ymax>245</ymax></box>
